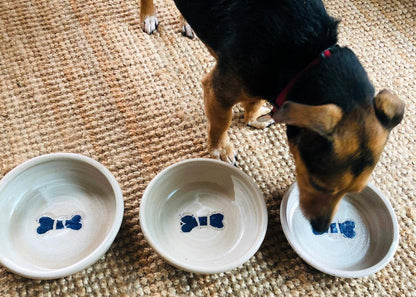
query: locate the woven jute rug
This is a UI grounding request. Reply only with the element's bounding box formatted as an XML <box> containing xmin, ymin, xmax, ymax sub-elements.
<box><xmin>0</xmin><ymin>0</ymin><xmax>415</xmax><ymax>296</ymax></box>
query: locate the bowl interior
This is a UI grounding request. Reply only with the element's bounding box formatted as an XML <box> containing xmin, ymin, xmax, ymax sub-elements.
<box><xmin>140</xmin><ymin>159</ymin><xmax>267</xmax><ymax>274</ymax></box>
<box><xmin>281</xmin><ymin>182</ymin><xmax>398</xmax><ymax>277</ymax></box>
<box><xmin>0</xmin><ymin>154</ymin><xmax>122</xmax><ymax>278</ymax></box>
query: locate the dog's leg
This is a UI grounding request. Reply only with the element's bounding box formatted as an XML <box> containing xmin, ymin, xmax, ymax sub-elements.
<box><xmin>140</xmin><ymin>0</ymin><xmax>158</xmax><ymax>34</ymax></box>
<box><xmin>202</xmin><ymin>69</ymin><xmax>236</xmax><ymax>165</ymax></box>
<box><xmin>180</xmin><ymin>15</ymin><xmax>195</xmax><ymax>39</ymax></box>
<box><xmin>242</xmin><ymin>100</ymin><xmax>274</xmax><ymax>129</ymax></box>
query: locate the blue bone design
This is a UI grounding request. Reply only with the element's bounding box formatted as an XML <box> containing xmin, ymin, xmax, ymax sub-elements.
<box><xmin>37</xmin><ymin>215</ymin><xmax>82</xmax><ymax>234</ymax></box>
<box><xmin>312</xmin><ymin>220</ymin><xmax>356</xmax><ymax>238</ymax></box>
<box><xmin>180</xmin><ymin>213</ymin><xmax>224</xmax><ymax>233</ymax></box>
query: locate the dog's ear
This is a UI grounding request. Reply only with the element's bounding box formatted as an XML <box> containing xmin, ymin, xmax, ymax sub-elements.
<box><xmin>373</xmin><ymin>89</ymin><xmax>405</xmax><ymax>129</ymax></box>
<box><xmin>273</xmin><ymin>101</ymin><xmax>343</xmax><ymax>137</ymax></box>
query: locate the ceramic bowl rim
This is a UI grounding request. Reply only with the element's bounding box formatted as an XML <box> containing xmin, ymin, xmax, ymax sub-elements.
<box><xmin>0</xmin><ymin>153</ymin><xmax>124</xmax><ymax>279</ymax></box>
<box><xmin>280</xmin><ymin>182</ymin><xmax>399</xmax><ymax>278</ymax></box>
<box><xmin>140</xmin><ymin>158</ymin><xmax>268</xmax><ymax>274</ymax></box>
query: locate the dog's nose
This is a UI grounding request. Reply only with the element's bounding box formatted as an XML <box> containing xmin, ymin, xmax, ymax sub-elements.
<box><xmin>310</xmin><ymin>216</ymin><xmax>331</xmax><ymax>234</ymax></box>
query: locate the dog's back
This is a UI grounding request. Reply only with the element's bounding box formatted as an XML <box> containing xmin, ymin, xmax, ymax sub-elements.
<box><xmin>174</xmin><ymin>0</ymin><xmax>340</xmax><ymax>100</ymax></box>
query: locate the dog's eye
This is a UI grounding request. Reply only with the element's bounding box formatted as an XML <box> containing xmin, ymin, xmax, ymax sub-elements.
<box><xmin>308</xmin><ymin>177</ymin><xmax>335</xmax><ymax>194</ymax></box>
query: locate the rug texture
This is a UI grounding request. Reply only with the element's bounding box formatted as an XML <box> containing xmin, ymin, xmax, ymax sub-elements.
<box><xmin>0</xmin><ymin>0</ymin><xmax>415</xmax><ymax>296</ymax></box>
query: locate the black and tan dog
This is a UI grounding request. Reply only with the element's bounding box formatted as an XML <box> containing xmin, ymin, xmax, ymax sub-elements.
<box><xmin>140</xmin><ymin>0</ymin><xmax>405</xmax><ymax>233</ymax></box>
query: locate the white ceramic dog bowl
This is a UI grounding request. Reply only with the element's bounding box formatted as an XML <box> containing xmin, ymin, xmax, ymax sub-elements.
<box><xmin>0</xmin><ymin>153</ymin><xmax>124</xmax><ymax>279</ymax></box>
<box><xmin>280</xmin><ymin>182</ymin><xmax>399</xmax><ymax>278</ymax></box>
<box><xmin>140</xmin><ymin>158</ymin><xmax>268</xmax><ymax>274</ymax></box>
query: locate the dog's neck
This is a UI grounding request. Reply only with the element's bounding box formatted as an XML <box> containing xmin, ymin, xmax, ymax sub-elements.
<box><xmin>271</xmin><ymin>45</ymin><xmax>339</xmax><ymax>114</ymax></box>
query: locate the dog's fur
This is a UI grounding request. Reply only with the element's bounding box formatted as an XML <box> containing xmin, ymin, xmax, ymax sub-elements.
<box><xmin>140</xmin><ymin>0</ymin><xmax>405</xmax><ymax>233</ymax></box>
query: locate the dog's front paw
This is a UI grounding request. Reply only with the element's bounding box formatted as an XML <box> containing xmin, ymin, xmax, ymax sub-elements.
<box><xmin>142</xmin><ymin>16</ymin><xmax>159</xmax><ymax>34</ymax></box>
<box><xmin>246</xmin><ymin>106</ymin><xmax>275</xmax><ymax>129</ymax></box>
<box><xmin>182</xmin><ymin>23</ymin><xmax>195</xmax><ymax>39</ymax></box>
<box><xmin>210</xmin><ymin>143</ymin><xmax>237</xmax><ymax>166</ymax></box>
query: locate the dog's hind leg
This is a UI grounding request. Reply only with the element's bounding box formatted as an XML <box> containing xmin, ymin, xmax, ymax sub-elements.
<box><xmin>180</xmin><ymin>15</ymin><xmax>195</xmax><ymax>39</ymax></box>
<box><xmin>242</xmin><ymin>100</ymin><xmax>274</xmax><ymax>129</ymax></box>
<box><xmin>202</xmin><ymin>67</ymin><xmax>237</xmax><ymax>165</ymax></box>
<box><xmin>140</xmin><ymin>0</ymin><xmax>158</xmax><ymax>34</ymax></box>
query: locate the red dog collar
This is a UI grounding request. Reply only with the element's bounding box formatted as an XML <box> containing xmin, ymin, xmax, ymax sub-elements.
<box><xmin>272</xmin><ymin>46</ymin><xmax>337</xmax><ymax>112</ymax></box>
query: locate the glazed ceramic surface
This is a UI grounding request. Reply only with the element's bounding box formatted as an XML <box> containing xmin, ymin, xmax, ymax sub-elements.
<box><xmin>140</xmin><ymin>158</ymin><xmax>268</xmax><ymax>274</ymax></box>
<box><xmin>0</xmin><ymin>153</ymin><xmax>124</xmax><ymax>279</ymax></box>
<box><xmin>280</xmin><ymin>182</ymin><xmax>399</xmax><ymax>278</ymax></box>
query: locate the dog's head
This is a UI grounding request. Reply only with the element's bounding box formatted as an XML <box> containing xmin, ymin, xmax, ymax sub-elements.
<box><xmin>273</xmin><ymin>89</ymin><xmax>404</xmax><ymax>233</ymax></box>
